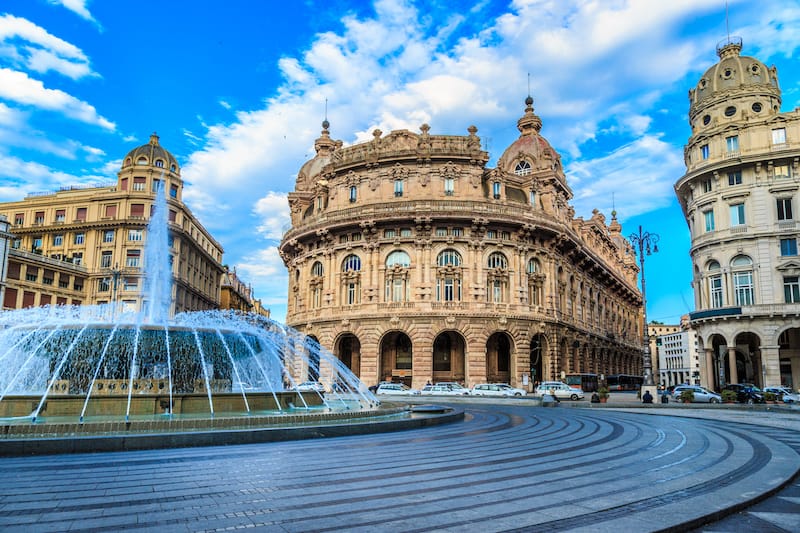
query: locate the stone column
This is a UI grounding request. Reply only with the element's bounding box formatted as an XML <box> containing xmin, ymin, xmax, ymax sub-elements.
<box><xmin>760</xmin><ymin>344</ymin><xmax>781</xmax><ymax>387</ymax></box>
<box><xmin>704</xmin><ymin>348</ymin><xmax>715</xmax><ymax>389</ymax></box>
<box><xmin>728</xmin><ymin>346</ymin><xmax>739</xmax><ymax>384</ymax></box>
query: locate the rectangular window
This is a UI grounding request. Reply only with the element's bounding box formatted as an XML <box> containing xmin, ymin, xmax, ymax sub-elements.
<box><xmin>55</xmin><ymin>209</ymin><xmax>65</xmax><ymax>222</ymax></box>
<box><xmin>74</xmin><ymin>232</ymin><xmax>85</xmax><ymax>245</ymax></box>
<box><xmin>777</xmin><ymin>198</ymin><xmax>794</xmax><ymax>220</ymax></box>
<box><xmin>123</xmin><ymin>277</ymin><xmax>138</xmax><ymax>291</ymax></box>
<box><xmin>785</xmin><ymin>276</ymin><xmax>800</xmax><ymax>304</ymax></box>
<box><xmin>443</xmin><ymin>278</ymin><xmax>455</xmax><ymax>301</ymax></box>
<box><xmin>730</xmin><ymin>203</ymin><xmax>745</xmax><ymax>226</ymax></box>
<box><xmin>101</xmin><ymin>251</ymin><xmax>113</xmax><ymax>268</ymax></box>
<box><xmin>530</xmin><ymin>191</ymin><xmax>536</xmax><ymax>206</ymax></box>
<box><xmin>400</xmin><ymin>228</ymin><xmax>412</xmax><ymax>237</ymax></box>
<box><xmin>384</xmin><ymin>229</ymin><xmax>396</xmax><ymax>238</ymax></box>
<box><xmin>709</xmin><ymin>275</ymin><xmax>723</xmax><ymax>308</ymax></box>
<box><xmin>72</xmin><ymin>252</ymin><xmax>83</xmax><ymax>266</ymax></box>
<box><xmin>725</xmin><ymin>135</ymin><xmax>739</xmax><ymax>153</ymax></box>
<box><xmin>120</xmin><ymin>177</ymin><xmax>128</xmax><ymax>191</ymax></box>
<box><xmin>435</xmin><ymin>228</ymin><xmax>447</xmax><ymax>237</ymax></box>
<box><xmin>103</xmin><ymin>230</ymin><xmax>114</xmax><ymax>243</ymax></box>
<box><xmin>346</xmin><ymin>282</ymin><xmax>358</xmax><ymax>304</ymax></box>
<box><xmin>444</xmin><ymin>177</ymin><xmax>455</xmax><ymax>195</ymax></box>
<box><xmin>394</xmin><ymin>180</ymin><xmax>403</xmax><ymax>197</ymax></box>
<box><xmin>772</xmin><ymin>128</ymin><xmax>786</xmax><ymax>145</ymax></box>
<box><xmin>733</xmin><ymin>271</ymin><xmax>754</xmax><ymax>306</ymax></box>
<box><xmin>126</xmin><ymin>250</ymin><xmax>141</xmax><ymax>267</ymax></box>
<box><xmin>774</xmin><ymin>164</ymin><xmax>790</xmax><ymax>179</ymax></box>
<box><xmin>727</xmin><ymin>171</ymin><xmax>742</xmax><ymax>185</ymax></box>
<box><xmin>451</xmin><ymin>228</ymin><xmax>463</xmax><ymax>237</ymax></box>
<box><xmin>14</xmin><ymin>213</ymin><xmax>23</xmax><ymax>225</ymax></box>
<box><xmin>492</xmin><ymin>182</ymin><xmax>501</xmax><ymax>199</ymax></box>
<box><xmin>105</xmin><ymin>204</ymin><xmax>117</xmax><ymax>218</ymax></box>
<box><xmin>53</xmin><ymin>234</ymin><xmax>63</xmax><ymax>246</ymax></box>
<box><xmin>130</xmin><ymin>203</ymin><xmax>145</xmax><ymax>217</ymax></box>
<box><xmin>128</xmin><ymin>229</ymin><xmax>143</xmax><ymax>241</ymax></box>
<box><xmin>25</xmin><ymin>267</ymin><xmax>38</xmax><ymax>282</ymax></box>
<box><xmin>702</xmin><ymin>178</ymin><xmax>713</xmax><ymax>193</ymax></box>
<box><xmin>152</xmin><ymin>179</ymin><xmax>160</xmax><ymax>193</ymax></box>
<box><xmin>98</xmin><ymin>278</ymin><xmax>110</xmax><ymax>292</ymax></box>
<box><xmin>780</xmin><ymin>238</ymin><xmax>798</xmax><ymax>256</ymax></box>
<box><xmin>492</xmin><ymin>280</ymin><xmax>503</xmax><ymax>302</ymax></box>
<box><xmin>32</xmin><ymin>236</ymin><xmax>42</xmax><ymax>251</ymax></box>
<box><xmin>349</xmin><ymin>186</ymin><xmax>357</xmax><ymax>202</ymax></box>
<box><xmin>486</xmin><ymin>230</ymin><xmax>497</xmax><ymax>239</ymax></box>
<box><xmin>42</xmin><ymin>270</ymin><xmax>54</xmax><ymax>285</ymax></box>
<box><xmin>169</xmin><ymin>210</ymin><xmax>177</xmax><ymax>222</ymax></box>
<box><xmin>170</xmin><ymin>185</ymin><xmax>178</xmax><ymax>198</ymax></box>
<box><xmin>133</xmin><ymin>177</ymin><xmax>146</xmax><ymax>191</ymax></box>
<box><xmin>701</xmin><ymin>144</ymin><xmax>709</xmax><ymax>160</ymax></box>
<box><xmin>75</xmin><ymin>207</ymin><xmax>87</xmax><ymax>222</ymax></box>
<box><xmin>34</xmin><ymin>211</ymin><xmax>44</xmax><ymax>224</ymax></box>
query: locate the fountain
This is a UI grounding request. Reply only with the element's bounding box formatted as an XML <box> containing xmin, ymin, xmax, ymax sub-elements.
<box><xmin>0</xmin><ymin>183</ymin><xmax>381</xmax><ymax>429</ymax></box>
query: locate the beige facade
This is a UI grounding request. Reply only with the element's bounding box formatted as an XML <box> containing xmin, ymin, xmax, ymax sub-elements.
<box><xmin>675</xmin><ymin>38</ymin><xmax>800</xmax><ymax>390</ymax></box>
<box><xmin>279</xmin><ymin>99</ymin><xmax>644</xmax><ymax>390</ymax></box>
<box><xmin>0</xmin><ymin>134</ymin><xmax>224</xmax><ymax>315</ymax></box>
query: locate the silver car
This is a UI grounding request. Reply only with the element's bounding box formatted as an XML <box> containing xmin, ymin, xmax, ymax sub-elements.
<box><xmin>672</xmin><ymin>385</ymin><xmax>721</xmax><ymax>403</ymax></box>
<box><xmin>535</xmin><ymin>381</ymin><xmax>584</xmax><ymax>401</ymax></box>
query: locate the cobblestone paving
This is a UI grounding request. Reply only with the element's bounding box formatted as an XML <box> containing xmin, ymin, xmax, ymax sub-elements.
<box><xmin>1</xmin><ymin>404</ymin><xmax>798</xmax><ymax>532</ymax></box>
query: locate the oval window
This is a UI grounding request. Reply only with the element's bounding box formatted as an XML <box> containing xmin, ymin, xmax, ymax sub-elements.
<box><xmin>724</xmin><ymin>106</ymin><xmax>736</xmax><ymax>117</ymax></box>
<box><xmin>702</xmin><ymin>115</ymin><xmax>711</xmax><ymax>125</ymax></box>
<box><xmin>751</xmin><ymin>102</ymin><xmax>762</xmax><ymax>113</ymax></box>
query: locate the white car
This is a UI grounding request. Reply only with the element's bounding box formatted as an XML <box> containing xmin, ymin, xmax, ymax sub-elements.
<box><xmin>421</xmin><ymin>384</ymin><xmax>469</xmax><ymax>396</ymax></box>
<box><xmin>435</xmin><ymin>382</ymin><xmax>470</xmax><ymax>394</ymax></box>
<box><xmin>470</xmin><ymin>383</ymin><xmax>526</xmax><ymax>397</ymax></box>
<box><xmin>535</xmin><ymin>381</ymin><xmax>584</xmax><ymax>400</ymax></box>
<box><xmin>376</xmin><ymin>383</ymin><xmax>420</xmax><ymax>395</ymax></box>
<box><xmin>294</xmin><ymin>381</ymin><xmax>325</xmax><ymax>393</ymax></box>
<box><xmin>764</xmin><ymin>386</ymin><xmax>799</xmax><ymax>404</ymax></box>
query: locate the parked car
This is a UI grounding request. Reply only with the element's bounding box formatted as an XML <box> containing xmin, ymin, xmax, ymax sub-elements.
<box><xmin>421</xmin><ymin>384</ymin><xmax>469</xmax><ymax>396</ymax></box>
<box><xmin>535</xmin><ymin>381</ymin><xmax>584</xmax><ymax>401</ymax></box>
<box><xmin>671</xmin><ymin>385</ymin><xmax>721</xmax><ymax>404</ymax></box>
<box><xmin>763</xmin><ymin>386</ymin><xmax>799</xmax><ymax>404</ymax></box>
<box><xmin>376</xmin><ymin>383</ymin><xmax>420</xmax><ymax>395</ymax></box>
<box><xmin>471</xmin><ymin>383</ymin><xmax>526</xmax><ymax>397</ymax></box>
<box><xmin>294</xmin><ymin>381</ymin><xmax>325</xmax><ymax>393</ymax></box>
<box><xmin>435</xmin><ymin>382</ymin><xmax>470</xmax><ymax>394</ymax></box>
<box><xmin>723</xmin><ymin>384</ymin><xmax>765</xmax><ymax>404</ymax></box>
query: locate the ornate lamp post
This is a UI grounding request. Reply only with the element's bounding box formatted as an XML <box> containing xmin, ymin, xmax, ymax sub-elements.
<box><xmin>629</xmin><ymin>225</ymin><xmax>659</xmax><ymax>391</ymax></box>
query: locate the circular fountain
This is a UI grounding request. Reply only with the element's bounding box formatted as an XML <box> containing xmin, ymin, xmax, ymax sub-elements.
<box><xmin>0</xmin><ymin>181</ymin><xmax>402</xmax><ymax>452</ymax></box>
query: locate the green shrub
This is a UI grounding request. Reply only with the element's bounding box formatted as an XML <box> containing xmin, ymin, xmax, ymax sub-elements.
<box><xmin>597</xmin><ymin>387</ymin><xmax>610</xmax><ymax>400</ymax></box>
<box><xmin>721</xmin><ymin>390</ymin><xmax>737</xmax><ymax>402</ymax></box>
<box><xmin>763</xmin><ymin>391</ymin><xmax>777</xmax><ymax>402</ymax></box>
<box><xmin>679</xmin><ymin>389</ymin><xmax>695</xmax><ymax>403</ymax></box>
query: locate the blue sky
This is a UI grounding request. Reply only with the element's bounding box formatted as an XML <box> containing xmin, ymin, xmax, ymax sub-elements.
<box><xmin>1</xmin><ymin>0</ymin><xmax>799</xmax><ymax>323</ymax></box>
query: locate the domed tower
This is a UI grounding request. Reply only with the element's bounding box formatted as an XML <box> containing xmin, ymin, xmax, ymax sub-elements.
<box><xmin>279</xmin><ymin>99</ymin><xmax>642</xmax><ymax>391</ymax></box>
<box><xmin>119</xmin><ymin>133</ymin><xmax>184</xmax><ymax>202</ymax></box>
<box><xmin>675</xmin><ymin>38</ymin><xmax>800</xmax><ymax>392</ymax></box>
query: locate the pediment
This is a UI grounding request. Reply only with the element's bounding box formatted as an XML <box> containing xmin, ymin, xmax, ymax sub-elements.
<box><xmin>776</xmin><ymin>259</ymin><xmax>800</xmax><ymax>273</ymax></box>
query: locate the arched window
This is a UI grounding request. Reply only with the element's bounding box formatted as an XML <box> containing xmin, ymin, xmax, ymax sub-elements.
<box><xmin>731</xmin><ymin>255</ymin><xmax>754</xmax><ymax>305</ymax></box>
<box><xmin>707</xmin><ymin>260</ymin><xmax>723</xmax><ymax>308</ymax></box>
<box><xmin>137</xmin><ymin>157</ymin><xmax>147</xmax><ymax>165</ymax></box>
<box><xmin>309</xmin><ymin>262</ymin><xmax>324</xmax><ymax>308</ymax></box>
<box><xmin>437</xmin><ymin>249</ymin><xmax>461</xmax><ymax>267</ymax></box>
<box><xmin>492</xmin><ymin>181</ymin><xmax>501</xmax><ymax>199</ymax></box>
<box><xmin>155</xmin><ymin>160</ymin><xmax>164</xmax><ymax>168</ymax></box>
<box><xmin>170</xmin><ymin>164</ymin><xmax>176</xmax><ymax>172</ymax></box>
<box><xmin>435</xmin><ymin>249</ymin><xmax>462</xmax><ymax>302</ymax></box>
<box><xmin>385</xmin><ymin>250</ymin><xmax>411</xmax><ymax>302</ymax></box>
<box><xmin>342</xmin><ymin>254</ymin><xmax>361</xmax><ymax>272</ymax></box>
<box><xmin>527</xmin><ymin>258</ymin><xmax>539</xmax><ymax>273</ymax></box>
<box><xmin>386</xmin><ymin>250</ymin><xmax>411</xmax><ymax>268</ymax></box>
<box><xmin>515</xmin><ymin>160</ymin><xmax>532</xmax><ymax>176</ymax></box>
<box><xmin>487</xmin><ymin>252</ymin><xmax>507</xmax><ymax>269</ymax></box>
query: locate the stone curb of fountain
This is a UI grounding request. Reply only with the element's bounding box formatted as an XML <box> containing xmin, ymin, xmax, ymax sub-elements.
<box><xmin>0</xmin><ymin>404</ymin><xmax>464</xmax><ymax>456</ymax></box>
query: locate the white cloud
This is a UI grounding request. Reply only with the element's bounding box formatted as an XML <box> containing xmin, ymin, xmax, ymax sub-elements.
<box><xmin>47</xmin><ymin>0</ymin><xmax>100</xmax><ymax>27</ymax></box>
<box><xmin>254</xmin><ymin>192</ymin><xmax>291</xmax><ymax>240</ymax></box>
<box><xmin>0</xmin><ymin>68</ymin><xmax>115</xmax><ymax>130</ymax></box>
<box><xmin>235</xmin><ymin>247</ymin><xmax>289</xmax><ymax>307</ymax></box>
<box><xmin>0</xmin><ymin>152</ymin><xmax>106</xmax><ymax>201</ymax></box>
<box><xmin>0</xmin><ymin>14</ymin><xmax>95</xmax><ymax>79</ymax></box>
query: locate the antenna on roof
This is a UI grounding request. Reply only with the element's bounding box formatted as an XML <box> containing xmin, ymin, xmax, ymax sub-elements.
<box><xmin>725</xmin><ymin>0</ymin><xmax>730</xmax><ymax>42</ymax></box>
<box><xmin>324</xmin><ymin>98</ymin><xmax>328</xmax><ymax>122</ymax></box>
<box><xmin>527</xmin><ymin>72</ymin><xmax>531</xmax><ymax>97</ymax></box>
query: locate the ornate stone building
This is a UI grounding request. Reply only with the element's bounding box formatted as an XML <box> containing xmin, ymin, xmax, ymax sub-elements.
<box><xmin>675</xmin><ymin>38</ymin><xmax>800</xmax><ymax>390</ymax></box>
<box><xmin>0</xmin><ymin>134</ymin><xmax>224</xmax><ymax>315</ymax></box>
<box><xmin>279</xmin><ymin>98</ymin><xmax>644</xmax><ymax>390</ymax></box>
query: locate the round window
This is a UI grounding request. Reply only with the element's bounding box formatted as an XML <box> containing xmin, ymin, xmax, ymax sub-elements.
<box><xmin>724</xmin><ymin>106</ymin><xmax>736</xmax><ymax>117</ymax></box>
<box><xmin>703</xmin><ymin>115</ymin><xmax>711</xmax><ymax>125</ymax></box>
<box><xmin>751</xmin><ymin>102</ymin><xmax>762</xmax><ymax>113</ymax></box>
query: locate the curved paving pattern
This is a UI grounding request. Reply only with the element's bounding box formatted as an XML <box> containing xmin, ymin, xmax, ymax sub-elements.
<box><xmin>0</xmin><ymin>404</ymin><xmax>797</xmax><ymax>532</ymax></box>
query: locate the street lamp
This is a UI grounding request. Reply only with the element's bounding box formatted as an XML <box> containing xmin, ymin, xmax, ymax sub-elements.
<box><xmin>628</xmin><ymin>225</ymin><xmax>659</xmax><ymax>391</ymax></box>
